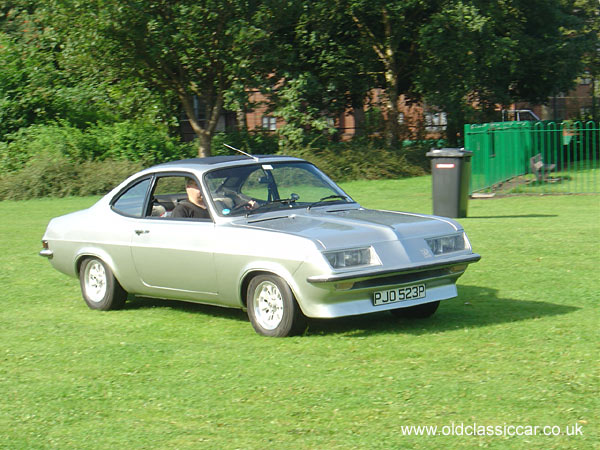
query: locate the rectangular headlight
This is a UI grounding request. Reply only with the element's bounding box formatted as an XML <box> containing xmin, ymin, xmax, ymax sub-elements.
<box><xmin>324</xmin><ymin>247</ymin><xmax>375</xmax><ymax>269</ymax></box>
<box><xmin>426</xmin><ymin>234</ymin><xmax>466</xmax><ymax>255</ymax></box>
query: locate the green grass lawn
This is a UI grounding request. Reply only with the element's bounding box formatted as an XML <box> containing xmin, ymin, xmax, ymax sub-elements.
<box><xmin>1</xmin><ymin>177</ymin><xmax>598</xmax><ymax>449</ymax></box>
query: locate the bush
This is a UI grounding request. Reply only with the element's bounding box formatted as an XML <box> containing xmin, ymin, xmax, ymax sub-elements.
<box><xmin>89</xmin><ymin>121</ymin><xmax>196</xmax><ymax>163</ymax></box>
<box><xmin>76</xmin><ymin>159</ymin><xmax>145</xmax><ymax>196</ymax></box>
<box><xmin>0</xmin><ymin>155</ymin><xmax>144</xmax><ymax>200</ymax></box>
<box><xmin>401</xmin><ymin>139</ymin><xmax>447</xmax><ymax>173</ymax></box>
<box><xmin>0</xmin><ymin>119</ymin><xmax>438</xmax><ymax>200</ymax></box>
<box><xmin>0</xmin><ymin>120</ymin><xmax>194</xmax><ymax>174</ymax></box>
<box><xmin>0</xmin><ymin>124</ymin><xmax>90</xmax><ymax>172</ymax></box>
<box><xmin>280</xmin><ymin>139</ymin><xmax>429</xmax><ymax>182</ymax></box>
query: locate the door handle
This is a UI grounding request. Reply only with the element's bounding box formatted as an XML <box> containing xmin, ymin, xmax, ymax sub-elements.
<box><xmin>134</xmin><ymin>230</ymin><xmax>150</xmax><ymax>235</ymax></box>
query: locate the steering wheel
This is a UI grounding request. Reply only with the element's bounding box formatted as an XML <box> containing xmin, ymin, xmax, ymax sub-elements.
<box><xmin>229</xmin><ymin>200</ymin><xmax>257</xmax><ymax>213</ymax></box>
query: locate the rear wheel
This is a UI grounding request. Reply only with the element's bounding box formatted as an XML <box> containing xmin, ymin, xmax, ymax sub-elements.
<box><xmin>390</xmin><ymin>301</ymin><xmax>440</xmax><ymax>319</ymax></box>
<box><xmin>247</xmin><ymin>275</ymin><xmax>306</xmax><ymax>337</ymax></box>
<box><xmin>79</xmin><ymin>257</ymin><xmax>127</xmax><ymax>311</ymax></box>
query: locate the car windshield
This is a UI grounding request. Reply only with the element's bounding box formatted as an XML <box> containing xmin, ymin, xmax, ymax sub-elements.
<box><xmin>204</xmin><ymin>161</ymin><xmax>354</xmax><ymax>217</ymax></box>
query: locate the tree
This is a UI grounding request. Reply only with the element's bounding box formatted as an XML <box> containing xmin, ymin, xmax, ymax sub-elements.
<box><xmin>46</xmin><ymin>0</ymin><xmax>266</xmax><ymax>157</ymax></box>
<box><xmin>574</xmin><ymin>0</ymin><xmax>600</xmax><ymax>120</ymax></box>
<box><xmin>417</xmin><ymin>0</ymin><xmax>589</xmax><ymax>144</ymax></box>
<box><xmin>415</xmin><ymin>2</ymin><xmax>498</xmax><ymax>145</ymax></box>
<box><xmin>0</xmin><ymin>3</ymin><xmax>170</xmax><ymax>138</ymax></box>
<box><xmin>342</xmin><ymin>0</ymin><xmax>442</xmax><ymax>146</ymax></box>
<box><xmin>253</xmin><ymin>0</ymin><xmax>374</xmax><ymax>148</ymax></box>
<box><xmin>0</xmin><ymin>7</ymin><xmax>105</xmax><ymax>138</ymax></box>
<box><xmin>290</xmin><ymin>1</ymin><xmax>374</xmax><ymax>137</ymax></box>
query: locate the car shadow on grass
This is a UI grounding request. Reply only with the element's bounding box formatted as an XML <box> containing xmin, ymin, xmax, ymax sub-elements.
<box><xmin>125</xmin><ymin>295</ymin><xmax>248</xmax><ymax>322</ymax></box>
<box><xmin>122</xmin><ymin>286</ymin><xmax>579</xmax><ymax>337</ymax></box>
<box><xmin>303</xmin><ymin>285</ymin><xmax>579</xmax><ymax>337</ymax></box>
<box><xmin>466</xmin><ymin>214</ymin><xmax>558</xmax><ymax>219</ymax></box>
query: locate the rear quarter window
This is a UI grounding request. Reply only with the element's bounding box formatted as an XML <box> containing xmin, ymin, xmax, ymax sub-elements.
<box><xmin>112</xmin><ymin>178</ymin><xmax>151</xmax><ymax>217</ymax></box>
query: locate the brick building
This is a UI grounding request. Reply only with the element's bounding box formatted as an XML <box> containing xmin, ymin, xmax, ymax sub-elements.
<box><xmin>180</xmin><ymin>73</ymin><xmax>596</xmax><ymax>142</ymax></box>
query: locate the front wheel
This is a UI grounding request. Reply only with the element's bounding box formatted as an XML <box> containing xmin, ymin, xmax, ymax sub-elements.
<box><xmin>390</xmin><ymin>301</ymin><xmax>440</xmax><ymax>319</ymax></box>
<box><xmin>79</xmin><ymin>257</ymin><xmax>127</xmax><ymax>311</ymax></box>
<box><xmin>247</xmin><ymin>275</ymin><xmax>306</xmax><ymax>337</ymax></box>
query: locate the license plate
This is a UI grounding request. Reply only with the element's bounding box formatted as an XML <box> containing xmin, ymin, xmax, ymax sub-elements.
<box><xmin>373</xmin><ymin>284</ymin><xmax>426</xmax><ymax>306</ymax></box>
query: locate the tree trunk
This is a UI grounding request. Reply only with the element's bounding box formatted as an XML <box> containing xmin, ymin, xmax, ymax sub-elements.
<box><xmin>384</xmin><ymin>72</ymin><xmax>400</xmax><ymax>147</ymax></box>
<box><xmin>197</xmin><ymin>131</ymin><xmax>212</xmax><ymax>157</ymax></box>
<box><xmin>382</xmin><ymin>8</ymin><xmax>399</xmax><ymax>148</ymax></box>
<box><xmin>351</xmin><ymin>8</ymin><xmax>399</xmax><ymax>146</ymax></box>
<box><xmin>352</xmin><ymin>100</ymin><xmax>366</xmax><ymax>138</ymax></box>
<box><xmin>445</xmin><ymin>108</ymin><xmax>464</xmax><ymax>147</ymax></box>
<box><xmin>236</xmin><ymin>107</ymin><xmax>247</xmax><ymax>131</ymax></box>
<box><xmin>180</xmin><ymin>92</ymin><xmax>224</xmax><ymax>158</ymax></box>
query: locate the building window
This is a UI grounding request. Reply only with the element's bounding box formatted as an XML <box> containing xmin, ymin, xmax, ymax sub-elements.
<box><xmin>424</xmin><ymin>112</ymin><xmax>447</xmax><ymax>132</ymax></box>
<box><xmin>262</xmin><ymin>116</ymin><xmax>277</xmax><ymax>131</ymax></box>
<box><xmin>397</xmin><ymin>112</ymin><xmax>405</xmax><ymax>125</ymax></box>
<box><xmin>579</xmin><ymin>71</ymin><xmax>592</xmax><ymax>85</ymax></box>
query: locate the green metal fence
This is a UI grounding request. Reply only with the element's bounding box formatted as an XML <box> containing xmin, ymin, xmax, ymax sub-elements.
<box><xmin>464</xmin><ymin>121</ymin><xmax>599</xmax><ymax>194</ymax></box>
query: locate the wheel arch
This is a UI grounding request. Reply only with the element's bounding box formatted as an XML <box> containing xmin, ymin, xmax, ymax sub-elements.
<box><xmin>239</xmin><ymin>268</ymin><xmax>301</xmax><ymax>311</ymax></box>
<box><xmin>74</xmin><ymin>248</ymin><xmax>121</xmax><ymax>282</ymax></box>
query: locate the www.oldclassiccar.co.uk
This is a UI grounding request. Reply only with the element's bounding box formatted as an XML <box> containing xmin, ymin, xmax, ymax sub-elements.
<box><xmin>400</xmin><ymin>422</ymin><xmax>584</xmax><ymax>437</ymax></box>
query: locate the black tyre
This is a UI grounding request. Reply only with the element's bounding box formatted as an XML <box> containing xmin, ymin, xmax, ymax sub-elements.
<box><xmin>390</xmin><ymin>301</ymin><xmax>440</xmax><ymax>319</ymax></box>
<box><xmin>247</xmin><ymin>274</ymin><xmax>306</xmax><ymax>337</ymax></box>
<box><xmin>79</xmin><ymin>257</ymin><xmax>127</xmax><ymax>311</ymax></box>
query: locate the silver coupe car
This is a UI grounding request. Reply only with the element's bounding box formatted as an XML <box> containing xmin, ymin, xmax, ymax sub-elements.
<box><xmin>40</xmin><ymin>155</ymin><xmax>480</xmax><ymax>336</ymax></box>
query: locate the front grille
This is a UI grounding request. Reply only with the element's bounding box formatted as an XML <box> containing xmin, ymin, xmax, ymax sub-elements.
<box><xmin>352</xmin><ymin>269</ymin><xmax>450</xmax><ymax>289</ymax></box>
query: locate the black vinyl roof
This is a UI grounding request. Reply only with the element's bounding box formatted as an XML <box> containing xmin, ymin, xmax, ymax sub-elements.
<box><xmin>158</xmin><ymin>155</ymin><xmax>253</xmax><ymax>166</ymax></box>
<box><xmin>154</xmin><ymin>155</ymin><xmax>299</xmax><ymax>168</ymax></box>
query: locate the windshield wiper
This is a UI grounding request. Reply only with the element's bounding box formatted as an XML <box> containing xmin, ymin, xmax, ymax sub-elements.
<box><xmin>246</xmin><ymin>194</ymin><xmax>299</xmax><ymax>216</ymax></box>
<box><xmin>307</xmin><ymin>195</ymin><xmax>351</xmax><ymax>210</ymax></box>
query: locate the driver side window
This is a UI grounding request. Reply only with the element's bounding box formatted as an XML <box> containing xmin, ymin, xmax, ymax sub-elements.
<box><xmin>149</xmin><ymin>176</ymin><xmax>188</xmax><ymax>217</ymax></box>
<box><xmin>148</xmin><ymin>175</ymin><xmax>211</xmax><ymax>221</ymax></box>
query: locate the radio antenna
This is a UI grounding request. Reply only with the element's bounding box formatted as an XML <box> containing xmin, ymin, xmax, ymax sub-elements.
<box><xmin>223</xmin><ymin>143</ymin><xmax>259</xmax><ymax>162</ymax></box>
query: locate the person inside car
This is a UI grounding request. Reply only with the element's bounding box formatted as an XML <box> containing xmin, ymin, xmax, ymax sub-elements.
<box><xmin>172</xmin><ymin>178</ymin><xmax>210</xmax><ymax>219</ymax></box>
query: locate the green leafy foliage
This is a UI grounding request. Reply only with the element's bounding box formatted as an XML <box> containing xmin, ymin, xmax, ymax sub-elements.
<box><xmin>88</xmin><ymin>121</ymin><xmax>196</xmax><ymax>163</ymax></box>
<box><xmin>211</xmin><ymin>130</ymin><xmax>279</xmax><ymax>156</ymax></box>
<box><xmin>269</xmin><ymin>73</ymin><xmax>338</xmax><ymax>149</ymax></box>
<box><xmin>0</xmin><ymin>155</ymin><xmax>144</xmax><ymax>200</ymax></box>
<box><xmin>416</xmin><ymin>0</ymin><xmax>593</xmax><ymax>142</ymax></box>
<box><xmin>41</xmin><ymin>0</ymin><xmax>270</xmax><ymax>156</ymax></box>
<box><xmin>0</xmin><ymin>19</ymin><xmax>169</xmax><ymax>140</ymax></box>
<box><xmin>283</xmin><ymin>139</ymin><xmax>428</xmax><ymax>182</ymax></box>
<box><xmin>0</xmin><ymin>121</ymin><xmax>194</xmax><ymax>173</ymax></box>
<box><xmin>1</xmin><ymin>0</ymin><xmax>596</xmax><ymax>171</ymax></box>
<box><xmin>0</xmin><ymin>120</ymin><xmax>197</xmax><ymax>200</ymax></box>
<box><xmin>0</xmin><ymin>30</ymin><xmax>69</xmax><ymax>137</ymax></box>
<box><xmin>258</xmin><ymin>1</ymin><xmax>373</xmax><ymax>142</ymax></box>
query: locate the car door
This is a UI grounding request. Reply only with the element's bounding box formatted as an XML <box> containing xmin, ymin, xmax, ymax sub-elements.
<box><xmin>129</xmin><ymin>173</ymin><xmax>219</xmax><ymax>300</ymax></box>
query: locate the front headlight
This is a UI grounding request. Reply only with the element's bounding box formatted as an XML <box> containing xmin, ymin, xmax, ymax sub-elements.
<box><xmin>426</xmin><ymin>234</ymin><xmax>466</xmax><ymax>255</ymax></box>
<box><xmin>323</xmin><ymin>247</ymin><xmax>378</xmax><ymax>269</ymax></box>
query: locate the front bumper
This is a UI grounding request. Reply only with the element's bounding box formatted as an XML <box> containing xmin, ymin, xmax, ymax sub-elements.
<box><xmin>296</xmin><ymin>253</ymin><xmax>481</xmax><ymax>318</ymax></box>
<box><xmin>39</xmin><ymin>249</ymin><xmax>54</xmax><ymax>259</ymax></box>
